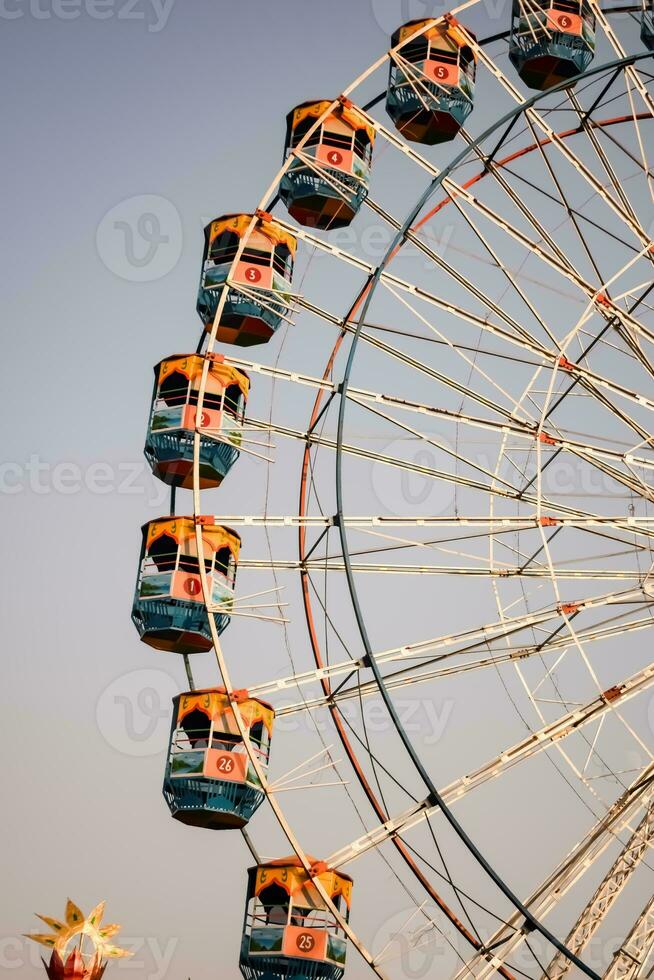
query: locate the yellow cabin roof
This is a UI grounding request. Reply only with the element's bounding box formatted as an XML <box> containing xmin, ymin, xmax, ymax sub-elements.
<box><xmin>143</xmin><ymin>517</ymin><xmax>241</xmax><ymax>559</ymax></box>
<box><xmin>392</xmin><ymin>17</ymin><xmax>477</xmax><ymax>58</ymax></box>
<box><xmin>288</xmin><ymin>99</ymin><xmax>376</xmax><ymax>146</ymax></box>
<box><xmin>252</xmin><ymin>857</ymin><xmax>353</xmax><ymax>908</ymax></box>
<box><xmin>175</xmin><ymin>687</ymin><xmax>275</xmax><ymax>735</ymax></box>
<box><xmin>205</xmin><ymin>213</ymin><xmax>297</xmax><ymax>255</ymax></box>
<box><xmin>155</xmin><ymin>354</ymin><xmax>250</xmax><ymax>399</ymax></box>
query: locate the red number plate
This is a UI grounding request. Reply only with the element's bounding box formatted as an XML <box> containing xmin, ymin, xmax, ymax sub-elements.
<box><xmin>316</xmin><ymin>143</ymin><xmax>354</xmax><ymax>174</ymax></box>
<box><xmin>283</xmin><ymin>926</ymin><xmax>328</xmax><ymax>961</ymax></box>
<box><xmin>547</xmin><ymin>10</ymin><xmax>583</xmax><ymax>34</ymax></box>
<box><xmin>425</xmin><ymin>60</ymin><xmax>459</xmax><ymax>86</ymax></box>
<box><xmin>233</xmin><ymin>262</ymin><xmax>273</xmax><ymax>289</ymax></box>
<box><xmin>203</xmin><ymin>749</ymin><xmax>248</xmax><ymax>783</ymax></box>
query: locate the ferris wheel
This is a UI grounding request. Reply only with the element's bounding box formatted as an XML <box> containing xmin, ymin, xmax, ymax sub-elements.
<box><xmin>131</xmin><ymin>3</ymin><xmax>654</xmax><ymax>978</ymax></box>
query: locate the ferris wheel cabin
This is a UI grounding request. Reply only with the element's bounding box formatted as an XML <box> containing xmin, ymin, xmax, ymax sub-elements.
<box><xmin>131</xmin><ymin>517</ymin><xmax>240</xmax><ymax>654</ymax></box>
<box><xmin>509</xmin><ymin>0</ymin><xmax>596</xmax><ymax>90</ymax></box>
<box><xmin>279</xmin><ymin>100</ymin><xmax>375</xmax><ymax>229</ymax></box>
<box><xmin>197</xmin><ymin>213</ymin><xmax>297</xmax><ymax>346</ymax></box>
<box><xmin>240</xmin><ymin>858</ymin><xmax>353</xmax><ymax>980</ymax></box>
<box><xmin>642</xmin><ymin>0</ymin><xmax>654</xmax><ymax>48</ymax></box>
<box><xmin>386</xmin><ymin>17</ymin><xmax>477</xmax><ymax>144</ymax></box>
<box><xmin>144</xmin><ymin>354</ymin><xmax>249</xmax><ymax>490</ymax></box>
<box><xmin>163</xmin><ymin>688</ymin><xmax>274</xmax><ymax>830</ymax></box>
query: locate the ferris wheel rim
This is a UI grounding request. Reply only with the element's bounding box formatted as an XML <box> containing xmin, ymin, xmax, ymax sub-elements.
<box><xmin>177</xmin><ymin>12</ymin><xmax>654</xmax><ymax>979</ymax></box>
<box><xmin>288</xmin><ymin>41</ymin><xmax>654</xmax><ymax>979</ymax></box>
<box><xmin>330</xmin><ymin>48</ymin><xmax>652</xmax><ymax>980</ymax></box>
<box><xmin>293</xmin><ymin>100</ymin><xmax>654</xmax><ymax>980</ymax></box>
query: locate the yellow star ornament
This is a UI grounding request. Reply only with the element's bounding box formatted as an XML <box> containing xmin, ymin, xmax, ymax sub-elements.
<box><xmin>26</xmin><ymin>900</ymin><xmax>131</xmax><ymax>979</ymax></box>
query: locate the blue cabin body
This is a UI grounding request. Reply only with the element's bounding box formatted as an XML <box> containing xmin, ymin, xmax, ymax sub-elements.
<box><xmin>131</xmin><ymin>519</ymin><xmax>240</xmax><ymax>655</ymax></box>
<box><xmin>146</xmin><ymin>427</ymin><xmax>239</xmax><ymax>491</ymax></box>
<box><xmin>240</xmin><ymin>945</ymin><xmax>345</xmax><ymax>980</ymax></box>
<box><xmin>197</xmin><ymin>215</ymin><xmax>295</xmax><ymax>347</ymax></box>
<box><xmin>163</xmin><ymin>690</ymin><xmax>272</xmax><ymax>830</ymax></box>
<box><xmin>386</xmin><ymin>19</ymin><xmax>476</xmax><ymax>145</ymax></box>
<box><xmin>642</xmin><ymin>2</ymin><xmax>654</xmax><ymax>49</ymax></box>
<box><xmin>509</xmin><ymin>0</ymin><xmax>595</xmax><ymax>90</ymax></box>
<box><xmin>280</xmin><ymin>101</ymin><xmax>374</xmax><ymax>230</ymax></box>
<box><xmin>144</xmin><ymin>355</ymin><xmax>249</xmax><ymax>491</ymax></box>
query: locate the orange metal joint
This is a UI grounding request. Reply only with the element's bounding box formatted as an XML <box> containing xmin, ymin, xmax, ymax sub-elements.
<box><xmin>195</xmin><ymin>515</ymin><xmax>216</xmax><ymax>527</ymax></box>
<box><xmin>338</xmin><ymin>95</ymin><xmax>354</xmax><ymax>109</ymax></box>
<box><xmin>538</xmin><ymin>516</ymin><xmax>559</xmax><ymax>527</ymax></box>
<box><xmin>558</xmin><ymin>355</ymin><xmax>575</xmax><ymax>373</ymax></box>
<box><xmin>596</xmin><ymin>292</ymin><xmax>611</xmax><ymax>307</ymax></box>
<box><xmin>601</xmin><ymin>685</ymin><xmax>622</xmax><ymax>703</ymax></box>
<box><xmin>538</xmin><ymin>432</ymin><xmax>557</xmax><ymax>446</ymax></box>
<box><xmin>230</xmin><ymin>688</ymin><xmax>251</xmax><ymax>704</ymax></box>
<box><xmin>558</xmin><ymin>602</ymin><xmax>580</xmax><ymax>616</ymax></box>
<box><xmin>256</xmin><ymin>209</ymin><xmax>274</xmax><ymax>224</ymax></box>
<box><xmin>205</xmin><ymin>352</ymin><xmax>225</xmax><ymax>364</ymax></box>
<box><xmin>310</xmin><ymin>861</ymin><xmax>329</xmax><ymax>877</ymax></box>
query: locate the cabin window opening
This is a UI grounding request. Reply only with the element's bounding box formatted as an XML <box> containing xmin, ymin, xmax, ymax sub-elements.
<box><xmin>159</xmin><ymin>371</ymin><xmax>189</xmax><ymax>408</ymax></box>
<box><xmin>272</xmin><ymin>244</ymin><xmax>293</xmax><ymax>278</ymax></box>
<box><xmin>214</xmin><ymin>546</ymin><xmax>236</xmax><ymax>583</ymax></box>
<box><xmin>401</xmin><ymin>36</ymin><xmax>430</xmax><ymax>64</ymax></box>
<box><xmin>250</xmin><ymin>721</ymin><xmax>265</xmax><ymax>748</ymax></box>
<box><xmin>258</xmin><ymin>885</ymin><xmax>290</xmax><ymax>926</ymax></box>
<box><xmin>429</xmin><ymin>45</ymin><xmax>458</xmax><ymax>65</ymax></box>
<box><xmin>188</xmin><ymin>386</ymin><xmax>224</xmax><ymax>412</ymax></box>
<box><xmin>223</xmin><ymin>383</ymin><xmax>245</xmax><ymax>419</ymax></box>
<box><xmin>241</xmin><ymin>245</ymin><xmax>273</xmax><ymax>268</ymax></box>
<box><xmin>290</xmin><ymin>118</ymin><xmax>322</xmax><ymax>150</ymax></box>
<box><xmin>211</xmin><ymin>723</ymin><xmax>241</xmax><ymax>752</ymax></box>
<box><xmin>148</xmin><ymin>534</ymin><xmax>178</xmax><ymax>572</ymax></box>
<box><xmin>208</xmin><ymin>230</ymin><xmax>240</xmax><ymax>266</ymax></box>
<box><xmin>322</xmin><ymin>129</ymin><xmax>354</xmax><ymax>152</ymax></box>
<box><xmin>179</xmin><ymin>708</ymin><xmax>211</xmax><ymax>749</ymax></box>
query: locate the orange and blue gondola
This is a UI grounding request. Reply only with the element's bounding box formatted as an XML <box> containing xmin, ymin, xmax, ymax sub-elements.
<box><xmin>280</xmin><ymin>100</ymin><xmax>375</xmax><ymax>229</ymax></box>
<box><xmin>144</xmin><ymin>354</ymin><xmax>249</xmax><ymax>490</ymax></box>
<box><xmin>131</xmin><ymin>517</ymin><xmax>240</xmax><ymax>654</ymax></box>
<box><xmin>386</xmin><ymin>17</ymin><xmax>477</xmax><ymax>144</ymax></box>
<box><xmin>163</xmin><ymin>687</ymin><xmax>274</xmax><ymax>830</ymax></box>
<box><xmin>240</xmin><ymin>857</ymin><xmax>353</xmax><ymax>980</ymax></box>
<box><xmin>197</xmin><ymin>213</ymin><xmax>296</xmax><ymax>346</ymax></box>
<box><xmin>509</xmin><ymin>0</ymin><xmax>595</xmax><ymax>90</ymax></box>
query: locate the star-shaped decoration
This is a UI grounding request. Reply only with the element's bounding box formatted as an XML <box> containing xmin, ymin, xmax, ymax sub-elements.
<box><xmin>26</xmin><ymin>900</ymin><xmax>131</xmax><ymax>978</ymax></box>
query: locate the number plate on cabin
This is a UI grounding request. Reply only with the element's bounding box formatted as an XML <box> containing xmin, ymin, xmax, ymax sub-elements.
<box><xmin>283</xmin><ymin>926</ymin><xmax>328</xmax><ymax>961</ymax></box>
<box><xmin>546</xmin><ymin>10</ymin><xmax>583</xmax><ymax>34</ymax></box>
<box><xmin>425</xmin><ymin>60</ymin><xmax>460</xmax><ymax>86</ymax></box>
<box><xmin>233</xmin><ymin>262</ymin><xmax>274</xmax><ymax>290</ymax></box>
<box><xmin>203</xmin><ymin>749</ymin><xmax>248</xmax><ymax>782</ymax></box>
<box><xmin>316</xmin><ymin>144</ymin><xmax>354</xmax><ymax>174</ymax></box>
